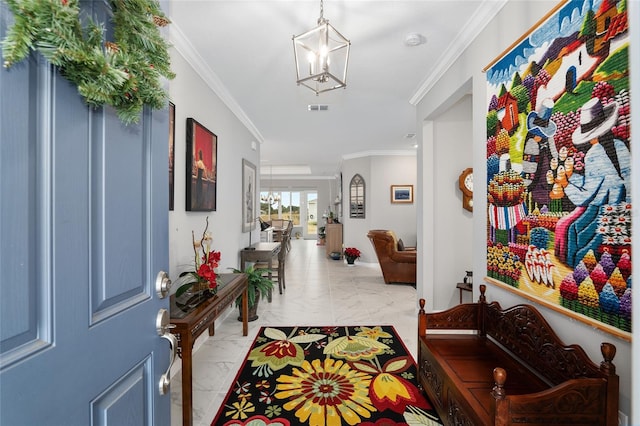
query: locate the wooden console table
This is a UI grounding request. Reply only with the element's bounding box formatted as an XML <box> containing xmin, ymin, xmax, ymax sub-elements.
<box><xmin>456</xmin><ymin>282</ymin><xmax>472</xmax><ymax>304</ymax></box>
<box><xmin>325</xmin><ymin>223</ymin><xmax>343</xmax><ymax>257</ymax></box>
<box><xmin>170</xmin><ymin>273</ymin><xmax>248</xmax><ymax>426</ymax></box>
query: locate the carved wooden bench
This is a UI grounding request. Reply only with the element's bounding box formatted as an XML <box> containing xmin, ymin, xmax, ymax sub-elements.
<box><xmin>418</xmin><ymin>284</ymin><xmax>619</xmax><ymax>425</ymax></box>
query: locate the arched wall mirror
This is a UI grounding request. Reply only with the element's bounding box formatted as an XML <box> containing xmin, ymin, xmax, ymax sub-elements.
<box><xmin>349</xmin><ymin>174</ymin><xmax>365</xmax><ymax>218</ymax></box>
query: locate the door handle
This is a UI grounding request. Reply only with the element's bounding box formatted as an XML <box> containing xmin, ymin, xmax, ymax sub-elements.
<box><xmin>155</xmin><ymin>271</ymin><xmax>172</xmax><ymax>298</ymax></box>
<box><xmin>156</xmin><ymin>309</ymin><xmax>177</xmax><ymax>395</ymax></box>
<box><xmin>159</xmin><ymin>332</ymin><xmax>177</xmax><ymax>395</ymax></box>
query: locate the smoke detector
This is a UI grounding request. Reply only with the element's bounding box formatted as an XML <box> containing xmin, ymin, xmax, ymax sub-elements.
<box><xmin>404</xmin><ymin>33</ymin><xmax>426</xmax><ymax>47</ymax></box>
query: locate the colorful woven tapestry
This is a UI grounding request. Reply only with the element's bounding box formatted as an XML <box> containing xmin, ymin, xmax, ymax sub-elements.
<box><xmin>211</xmin><ymin>325</ymin><xmax>442</xmax><ymax>425</ymax></box>
<box><xmin>484</xmin><ymin>0</ymin><xmax>631</xmax><ymax>338</ymax></box>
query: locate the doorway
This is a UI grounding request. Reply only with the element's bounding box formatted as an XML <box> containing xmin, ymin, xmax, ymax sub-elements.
<box><xmin>303</xmin><ymin>191</ymin><xmax>318</xmax><ymax>239</ymax></box>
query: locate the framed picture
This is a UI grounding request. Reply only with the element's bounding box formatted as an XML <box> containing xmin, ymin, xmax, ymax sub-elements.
<box><xmin>242</xmin><ymin>159</ymin><xmax>257</xmax><ymax>232</ymax></box>
<box><xmin>484</xmin><ymin>0</ymin><xmax>631</xmax><ymax>339</ymax></box>
<box><xmin>186</xmin><ymin>118</ymin><xmax>217</xmax><ymax>211</ymax></box>
<box><xmin>390</xmin><ymin>185</ymin><xmax>413</xmax><ymax>204</ymax></box>
<box><xmin>168</xmin><ymin>102</ymin><xmax>175</xmax><ymax>211</ymax></box>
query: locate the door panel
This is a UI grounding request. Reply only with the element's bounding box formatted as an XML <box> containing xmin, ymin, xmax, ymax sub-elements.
<box><xmin>91</xmin><ymin>357</ymin><xmax>152</xmax><ymax>425</ymax></box>
<box><xmin>0</xmin><ymin>1</ymin><xmax>171</xmax><ymax>425</ymax></box>
<box><xmin>90</xmin><ymin>109</ymin><xmax>149</xmax><ymax>322</ymax></box>
<box><xmin>0</xmin><ymin>44</ymin><xmax>52</xmax><ymax>369</ymax></box>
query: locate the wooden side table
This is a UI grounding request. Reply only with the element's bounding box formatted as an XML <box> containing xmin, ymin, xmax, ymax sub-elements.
<box><xmin>456</xmin><ymin>282</ymin><xmax>473</xmax><ymax>304</ymax></box>
<box><xmin>170</xmin><ymin>273</ymin><xmax>248</xmax><ymax>426</ymax></box>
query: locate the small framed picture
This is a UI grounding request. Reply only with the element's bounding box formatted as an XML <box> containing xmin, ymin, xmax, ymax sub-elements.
<box><xmin>242</xmin><ymin>159</ymin><xmax>257</xmax><ymax>232</ymax></box>
<box><xmin>390</xmin><ymin>185</ymin><xmax>413</xmax><ymax>204</ymax></box>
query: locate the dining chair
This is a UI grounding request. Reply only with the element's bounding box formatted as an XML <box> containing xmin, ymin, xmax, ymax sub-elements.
<box><xmin>272</xmin><ymin>219</ymin><xmax>285</xmax><ymax>243</ymax></box>
<box><xmin>275</xmin><ymin>231</ymin><xmax>288</xmax><ymax>292</ymax></box>
<box><xmin>255</xmin><ymin>230</ymin><xmax>288</xmax><ymax>294</ymax></box>
<box><xmin>285</xmin><ymin>220</ymin><xmax>293</xmax><ymax>252</ymax></box>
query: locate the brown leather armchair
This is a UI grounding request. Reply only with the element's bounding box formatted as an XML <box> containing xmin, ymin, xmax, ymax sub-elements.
<box><xmin>367</xmin><ymin>230</ymin><xmax>416</xmax><ymax>284</ymax></box>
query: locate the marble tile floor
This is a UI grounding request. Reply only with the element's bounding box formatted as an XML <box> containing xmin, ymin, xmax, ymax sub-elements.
<box><xmin>170</xmin><ymin>238</ymin><xmax>419</xmax><ymax>426</ymax></box>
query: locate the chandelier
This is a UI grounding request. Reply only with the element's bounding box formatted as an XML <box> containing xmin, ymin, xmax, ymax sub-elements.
<box><xmin>260</xmin><ymin>166</ymin><xmax>281</xmax><ymax>206</ymax></box>
<box><xmin>292</xmin><ymin>0</ymin><xmax>350</xmax><ymax>95</ymax></box>
<box><xmin>261</xmin><ymin>192</ymin><xmax>281</xmax><ymax>206</ymax></box>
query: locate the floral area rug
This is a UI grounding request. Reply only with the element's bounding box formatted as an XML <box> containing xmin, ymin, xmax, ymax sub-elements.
<box><xmin>211</xmin><ymin>325</ymin><xmax>443</xmax><ymax>426</ymax></box>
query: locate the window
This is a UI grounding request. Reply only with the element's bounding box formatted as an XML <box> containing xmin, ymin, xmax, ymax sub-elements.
<box><xmin>349</xmin><ymin>174</ymin><xmax>365</xmax><ymax>218</ymax></box>
<box><xmin>260</xmin><ymin>191</ymin><xmax>301</xmax><ymax>225</ymax></box>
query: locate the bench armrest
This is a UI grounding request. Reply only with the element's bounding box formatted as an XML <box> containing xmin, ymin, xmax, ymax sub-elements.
<box><xmin>493</xmin><ymin>367</ymin><xmax>616</xmax><ymax>425</ymax></box>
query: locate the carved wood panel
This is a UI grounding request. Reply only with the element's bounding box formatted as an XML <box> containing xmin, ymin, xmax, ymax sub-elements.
<box><xmin>484</xmin><ymin>303</ymin><xmax>602</xmax><ymax>384</ymax></box>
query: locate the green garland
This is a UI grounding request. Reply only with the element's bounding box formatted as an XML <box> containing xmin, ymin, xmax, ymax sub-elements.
<box><xmin>2</xmin><ymin>0</ymin><xmax>175</xmax><ymax>124</ymax></box>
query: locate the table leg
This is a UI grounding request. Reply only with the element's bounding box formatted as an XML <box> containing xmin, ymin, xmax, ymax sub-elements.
<box><xmin>181</xmin><ymin>333</ymin><xmax>194</xmax><ymax>426</ymax></box>
<box><xmin>242</xmin><ymin>286</ymin><xmax>248</xmax><ymax>336</ymax></box>
<box><xmin>267</xmin><ymin>256</ymin><xmax>273</xmax><ymax>302</ymax></box>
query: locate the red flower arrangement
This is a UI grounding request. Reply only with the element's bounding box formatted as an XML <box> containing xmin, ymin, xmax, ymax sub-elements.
<box><xmin>344</xmin><ymin>247</ymin><xmax>361</xmax><ymax>258</ymax></box>
<box><xmin>177</xmin><ymin>217</ymin><xmax>221</xmax><ymax>295</ymax></box>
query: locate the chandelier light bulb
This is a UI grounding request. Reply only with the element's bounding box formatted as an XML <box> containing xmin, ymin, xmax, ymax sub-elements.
<box><xmin>307</xmin><ymin>52</ymin><xmax>316</xmax><ymax>75</ymax></box>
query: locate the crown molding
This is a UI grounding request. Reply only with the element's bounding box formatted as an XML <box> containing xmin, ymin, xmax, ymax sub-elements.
<box><xmin>342</xmin><ymin>150</ymin><xmax>416</xmax><ymax>161</ymax></box>
<box><xmin>409</xmin><ymin>0</ymin><xmax>508</xmax><ymax>105</ymax></box>
<box><xmin>170</xmin><ymin>24</ymin><xmax>264</xmax><ymax>144</ymax></box>
<box><xmin>262</xmin><ymin>175</ymin><xmax>338</xmax><ymax>181</ymax></box>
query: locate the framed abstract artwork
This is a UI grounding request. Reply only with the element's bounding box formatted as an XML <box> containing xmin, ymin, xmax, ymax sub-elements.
<box><xmin>186</xmin><ymin>118</ymin><xmax>217</xmax><ymax>211</ymax></box>
<box><xmin>390</xmin><ymin>185</ymin><xmax>413</xmax><ymax>204</ymax></box>
<box><xmin>168</xmin><ymin>102</ymin><xmax>175</xmax><ymax>211</ymax></box>
<box><xmin>484</xmin><ymin>0</ymin><xmax>631</xmax><ymax>339</ymax></box>
<box><xmin>242</xmin><ymin>159</ymin><xmax>257</xmax><ymax>232</ymax></box>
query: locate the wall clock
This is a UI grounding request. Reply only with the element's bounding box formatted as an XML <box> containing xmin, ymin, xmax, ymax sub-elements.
<box><xmin>458</xmin><ymin>168</ymin><xmax>473</xmax><ymax>212</ymax></box>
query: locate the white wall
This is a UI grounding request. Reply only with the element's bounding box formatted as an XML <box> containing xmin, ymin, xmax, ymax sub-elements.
<box><xmin>168</xmin><ymin>49</ymin><xmax>260</xmax><ymax>284</ymax></box>
<box><xmin>342</xmin><ymin>156</ymin><xmax>372</xmax><ymax>261</ymax></box>
<box><xmin>415</xmin><ymin>0</ymin><xmax>634</xmax><ymax>419</ymax></box>
<box><xmin>432</xmin><ymin>95</ymin><xmax>474</xmax><ymax>309</ymax></box>
<box><xmin>341</xmin><ymin>154</ymin><xmax>417</xmax><ymax>263</ymax></box>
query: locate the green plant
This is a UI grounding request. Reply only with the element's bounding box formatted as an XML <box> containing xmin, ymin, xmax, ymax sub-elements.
<box><xmin>1</xmin><ymin>0</ymin><xmax>175</xmax><ymax>124</ymax></box>
<box><xmin>318</xmin><ymin>226</ymin><xmax>326</xmax><ymax>239</ymax></box>
<box><xmin>230</xmin><ymin>265</ymin><xmax>274</xmax><ymax>309</ymax></box>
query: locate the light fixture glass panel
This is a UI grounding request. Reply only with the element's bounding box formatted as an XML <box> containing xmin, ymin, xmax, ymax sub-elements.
<box><xmin>293</xmin><ymin>13</ymin><xmax>350</xmax><ymax>95</ymax></box>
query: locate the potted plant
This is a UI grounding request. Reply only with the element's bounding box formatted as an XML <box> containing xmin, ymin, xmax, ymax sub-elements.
<box><xmin>344</xmin><ymin>247</ymin><xmax>361</xmax><ymax>265</ymax></box>
<box><xmin>174</xmin><ymin>217</ymin><xmax>221</xmax><ymax>299</ymax></box>
<box><xmin>230</xmin><ymin>265</ymin><xmax>274</xmax><ymax>321</ymax></box>
<box><xmin>318</xmin><ymin>226</ymin><xmax>326</xmax><ymax>245</ymax></box>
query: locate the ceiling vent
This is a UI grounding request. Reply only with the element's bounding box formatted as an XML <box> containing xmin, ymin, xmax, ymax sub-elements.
<box><xmin>308</xmin><ymin>104</ymin><xmax>329</xmax><ymax>111</ymax></box>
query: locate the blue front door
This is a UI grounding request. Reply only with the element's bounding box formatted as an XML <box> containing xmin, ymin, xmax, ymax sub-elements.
<box><xmin>0</xmin><ymin>2</ymin><xmax>171</xmax><ymax>425</ymax></box>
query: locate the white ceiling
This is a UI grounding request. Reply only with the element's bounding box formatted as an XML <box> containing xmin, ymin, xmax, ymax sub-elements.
<box><xmin>169</xmin><ymin>1</ymin><xmax>505</xmax><ymax>178</ymax></box>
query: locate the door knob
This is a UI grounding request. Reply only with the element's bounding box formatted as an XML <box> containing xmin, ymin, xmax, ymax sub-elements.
<box><xmin>156</xmin><ymin>309</ymin><xmax>177</xmax><ymax>395</ymax></box>
<box><xmin>155</xmin><ymin>271</ymin><xmax>172</xmax><ymax>298</ymax></box>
